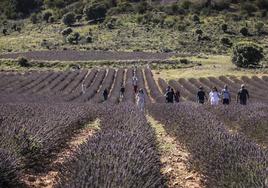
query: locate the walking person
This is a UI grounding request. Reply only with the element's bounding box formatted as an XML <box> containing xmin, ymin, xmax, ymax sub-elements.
<box><xmin>197</xmin><ymin>86</ymin><xmax>207</xmax><ymax>104</ymax></box>
<box><xmin>82</xmin><ymin>83</ymin><xmax>86</xmax><ymax>94</ymax></box>
<box><xmin>132</xmin><ymin>74</ymin><xmax>138</xmax><ymax>93</ymax></box>
<box><xmin>221</xmin><ymin>85</ymin><xmax>231</xmax><ymax>105</ymax></box>
<box><xmin>174</xmin><ymin>90</ymin><xmax>180</xmax><ymax>103</ymax></box>
<box><xmin>103</xmin><ymin>88</ymin><xmax>109</xmax><ymax>101</ymax></box>
<box><xmin>209</xmin><ymin>87</ymin><xmax>221</xmax><ymax>106</ymax></box>
<box><xmin>165</xmin><ymin>88</ymin><xmax>175</xmax><ymax>103</ymax></box>
<box><xmin>237</xmin><ymin>84</ymin><xmax>249</xmax><ymax>105</ymax></box>
<box><xmin>136</xmin><ymin>89</ymin><xmax>145</xmax><ymax>112</ymax></box>
<box><xmin>120</xmin><ymin>84</ymin><xmax>125</xmax><ymax>99</ymax></box>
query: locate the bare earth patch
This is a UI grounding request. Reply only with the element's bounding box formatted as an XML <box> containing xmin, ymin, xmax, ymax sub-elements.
<box><xmin>21</xmin><ymin>119</ymin><xmax>100</xmax><ymax>188</ymax></box>
<box><xmin>147</xmin><ymin>115</ymin><xmax>204</xmax><ymax>188</ymax></box>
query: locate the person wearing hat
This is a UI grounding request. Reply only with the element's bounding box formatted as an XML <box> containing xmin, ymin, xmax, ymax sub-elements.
<box><xmin>221</xmin><ymin>85</ymin><xmax>231</xmax><ymax>105</ymax></box>
<box><xmin>237</xmin><ymin>84</ymin><xmax>249</xmax><ymax>105</ymax></box>
<box><xmin>197</xmin><ymin>86</ymin><xmax>207</xmax><ymax>104</ymax></box>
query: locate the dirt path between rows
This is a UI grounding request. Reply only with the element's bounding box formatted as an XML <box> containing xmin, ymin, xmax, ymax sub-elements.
<box><xmin>21</xmin><ymin>120</ymin><xmax>100</xmax><ymax>188</ymax></box>
<box><xmin>147</xmin><ymin>115</ymin><xmax>204</xmax><ymax>188</ymax></box>
<box><xmin>0</xmin><ymin>50</ymin><xmax>177</xmax><ymax>62</ymax></box>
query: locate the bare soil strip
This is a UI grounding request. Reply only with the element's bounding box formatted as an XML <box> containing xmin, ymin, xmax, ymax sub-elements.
<box><xmin>147</xmin><ymin>115</ymin><xmax>204</xmax><ymax>188</ymax></box>
<box><xmin>21</xmin><ymin>119</ymin><xmax>100</xmax><ymax>188</ymax></box>
<box><xmin>0</xmin><ymin>50</ymin><xmax>176</xmax><ymax>61</ymax></box>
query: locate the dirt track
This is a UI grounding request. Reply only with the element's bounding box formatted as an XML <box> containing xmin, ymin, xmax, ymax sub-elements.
<box><xmin>0</xmin><ymin>50</ymin><xmax>177</xmax><ymax>61</ymax></box>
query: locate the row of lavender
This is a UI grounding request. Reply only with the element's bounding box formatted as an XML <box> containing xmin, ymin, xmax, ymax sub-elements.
<box><xmin>148</xmin><ymin>102</ymin><xmax>267</xmax><ymax>187</ymax></box>
<box><xmin>205</xmin><ymin>103</ymin><xmax>268</xmax><ymax>147</ymax></box>
<box><xmin>56</xmin><ymin>104</ymin><xmax>166</xmax><ymax>187</ymax></box>
<box><xmin>0</xmin><ymin>103</ymin><xmax>97</xmax><ymax>187</ymax></box>
<box><xmin>0</xmin><ymin>69</ymin><xmax>139</xmax><ymax>103</ymax></box>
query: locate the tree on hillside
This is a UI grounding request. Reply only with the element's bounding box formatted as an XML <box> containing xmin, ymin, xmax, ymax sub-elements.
<box><xmin>232</xmin><ymin>42</ymin><xmax>264</xmax><ymax>68</ymax></box>
<box><xmin>62</xmin><ymin>12</ymin><xmax>76</xmax><ymax>26</ymax></box>
<box><xmin>2</xmin><ymin>0</ymin><xmax>42</xmax><ymax>18</ymax></box>
<box><xmin>84</xmin><ymin>3</ymin><xmax>107</xmax><ymax>21</ymax></box>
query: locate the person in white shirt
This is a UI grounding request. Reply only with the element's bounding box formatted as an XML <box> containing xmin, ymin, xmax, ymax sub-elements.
<box><xmin>136</xmin><ymin>89</ymin><xmax>145</xmax><ymax>111</ymax></box>
<box><xmin>209</xmin><ymin>87</ymin><xmax>220</xmax><ymax>106</ymax></box>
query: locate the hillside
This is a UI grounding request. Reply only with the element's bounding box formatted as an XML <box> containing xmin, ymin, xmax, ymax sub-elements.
<box><xmin>0</xmin><ymin>0</ymin><xmax>268</xmax><ymax>55</ymax></box>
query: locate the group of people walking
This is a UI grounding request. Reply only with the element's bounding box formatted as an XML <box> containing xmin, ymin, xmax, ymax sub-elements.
<box><xmin>101</xmin><ymin>72</ymin><xmax>250</xmax><ymax>111</ymax></box>
<box><xmin>167</xmin><ymin>84</ymin><xmax>249</xmax><ymax>105</ymax></box>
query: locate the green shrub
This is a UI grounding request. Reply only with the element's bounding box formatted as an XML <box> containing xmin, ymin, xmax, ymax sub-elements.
<box><xmin>256</xmin><ymin>0</ymin><xmax>268</xmax><ymax>10</ymax></box>
<box><xmin>107</xmin><ymin>2</ymin><xmax>134</xmax><ymax>15</ymax></box>
<box><xmin>30</xmin><ymin>13</ymin><xmax>39</xmax><ymax>24</ymax></box>
<box><xmin>212</xmin><ymin>0</ymin><xmax>230</xmax><ymax>11</ymax></box>
<box><xmin>240</xmin><ymin>27</ymin><xmax>249</xmax><ymax>36</ymax></box>
<box><xmin>255</xmin><ymin>22</ymin><xmax>264</xmax><ymax>34</ymax></box>
<box><xmin>61</xmin><ymin>27</ymin><xmax>73</xmax><ymax>36</ymax></box>
<box><xmin>43</xmin><ymin>11</ymin><xmax>53</xmax><ymax>23</ymax></box>
<box><xmin>62</xmin><ymin>12</ymin><xmax>76</xmax><ymax>26</ymax></box>
<box><xmin>181</xmin><ymin>1</ymin><xmax>192</xmax><ymax>9</ymax></box>
<box><xmin>220</xmin><ymin>37</ymin><xmax>232</xmax><ymax>46</ymax></box>
<box><xmin>195</xmin><ymin>29</ymin><xmax>203</xmax><ymax>35</ymax></box>
<box><xmin>66</xmin><ymin>32</ymin><xmax>80</xmax><ymax>44</ymax></box>
<box><xmin>2</xmin><ymin>29</ymin><xmax>7</xmax><ymax>36</ymax></box>
<box><xmin>75</xmin><ymin>14</ymin><xmax>83</xmax><ymax>22</ymax></box>
<box><xmin>232</xmin><ymin>42</ymin><xmax>264</xmax><ymax>68</ymax></box>
<box><xmin>49</xmin><ymin>16</ymin><xmax>55</xmax><ymax>23</ymax></box>
<box><xmin>180</xmin><ymin>58</ymin><xmax>190</xmax><ymax>64</ymax></box>
<box><xmin>221</xmin><ymin>23</ymin><xmax>228</xmax><ymax>33</ymax></box>
<box><xmin>192</xmin><ymin>14</ymin><xmax>200</xmax><ymax>23</ymax></box>
<box><xmin>17</xmin><ymin>57</ymin><xmax>31</xmax><ymax>67</ymax></box>
<box><xmin>84</xmin><ymin>3</ymin><xmax>107</xmax><ymax>21</ymax></box>
<box><xmin>164</xmin><ymin>16</ymin><xmax>176</xmax><ymax>28</ymax></box>
<box><xmin>136</xmin><ymin>1</ymin><xmax>151</xmax><ymax>14</ymax></box>
<box><xmin>240</xmin><ymin>3</ymin><xmax>257</xmax><ymax>15</ymax></box>
<box><xmin>86</xmin><ymin>35</ymin><xmax>93</xmax><ymax>43</ymax></box>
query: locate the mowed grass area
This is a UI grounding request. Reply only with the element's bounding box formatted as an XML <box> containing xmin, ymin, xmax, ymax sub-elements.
<box><xmin>154</xmin><ymin>55</ymin><xmax>268</xmax><ymax>80</ymax></box>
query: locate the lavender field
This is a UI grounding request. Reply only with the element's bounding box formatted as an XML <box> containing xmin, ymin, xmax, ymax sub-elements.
<box><xmin>0</xmin><ymin>68</ymin><xmax>267</xmax><ymax>188</ymax></box>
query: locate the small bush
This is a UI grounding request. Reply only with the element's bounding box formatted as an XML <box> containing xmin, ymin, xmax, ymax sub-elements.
<box><xmin>49</xmin><ymin>16</ymin><xmax>55</xmax><ymax>23</ymax></box>
<box><xmin>240</xmin><ymin>3</ymin><xmax>257</xmax><ymax>15</ymax></box>
<box><xmin>181</xmin><ymin>1</ymin><xmax>192</xmax><ymax>9</ymax></box>
<box><xmin>2</xmin><ymin>29</ymin><xmax>7</xmax><ymax>36</ymax></box>
<box><xmin>221</xmin><ymin>23</ymin><xmax>228</xmax><ymax>33</ymax></box>
<box><xmin>195</xmin><ymin>29</ymin><xmax>203</xmax><ymax>35</ymax></box>
<box><xmin>163</xmin><ymin>16</ymin><xmax>176</xmax><ymax>28</ymax></box>
<box><xmin>75</xmin><ymin>14</ymin><xmax>83</xmax><ymax>22</ymax></box>
<box><xmin>61</xmin><ymin>27</ymin><xmax>73</xmax><ymax>36</ymax></box>
<box><xmin>136</xmin><ymin>1</ymin><xmax>151</xmax><ymax>14</ymax></box>
<box><xmin>255</xmin><ymin>22</ymin><xmax>264</xmax><ymax>34</ymax></box>
<box><xmin>240</xmin><ymin>27</ymin><xmax>249</xmax><ymax>36</ymax></box>
<box><xmin>43</xmin><ymin>11</ymin><xmax>53</xmax><ymax>23</ymax></box>
<box><xmin>62</xmin><ymin>12</ymin><xmax>76</xmax><ymax>26</ymax></box>
<box><xmin>232</xmin><ymin>42</ymin><xmax>264</xmax><ymax>68</ymax></box>
<box><xmin>192</xmin><ymin>15</ymin><xmax>200</xmax><ymax>23</ymax></box>
<box><xmin>17</xmin><ymin>57</ymin><xmax>31</xmax><ymax>67</ymax></box>
<box><xmin>30</xmin><ymin>13</ymin><xmax>39</xmax><ymax>24</ymax></box>
<box><xmin>86</xmin><ymin>35</ymin><xmax>93</xmax><ymax>43</ymax></box>
<box><xmin>220</xmin><ymin>37</ymin><xmax>232</xmax><ymax>46</ymax></box>
<box><xmin>180</xmin><ymin>58</ymin><xmax>190</xmax><ymax>64</ymax></box>
<box><xmin>66</xmin><ymin>32</ymin><xmax>80</xmax><ymax>44</ymax></box>
<box><xmin>256</xmin><ymin>0</ymin><xmax>268</xmax><ymax>10</ymax></box>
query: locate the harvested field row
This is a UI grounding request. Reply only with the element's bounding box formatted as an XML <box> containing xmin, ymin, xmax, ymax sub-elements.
<box><xmin>0</xmin><ymin>50</ymin><xmax>175</xmax><ymax>61</ymax></box>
